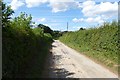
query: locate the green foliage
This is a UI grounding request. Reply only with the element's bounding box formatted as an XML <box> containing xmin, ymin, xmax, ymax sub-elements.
<box><xmin>52</xmin><ymin>30</ymin><xmax>62</xmax><ymax>39</ymax></box>
<box><xmin>59</xmin><ymin>21</ymin><xmax>118</xmax><ymax>72</ymax></box>
<box><xmin>32</xmin><ymin>27</ymin><xmax>44</xmax><ymax>36</ymax></box>
<box><xmin>79</xmin><ymin>27</ymin><xmax>86</xmax><ymax>30</ymax></box>
<box><xmin>11</xmin><ymin>12</ymin><xmax>32</xmax><ymax>28</ymax></box>
<box><xmin>38</xmin><ymin>24</ymin><xmax>53</xmax><ymax>35</ymax></box>
<box><xmin>37</xmin><ymin>24</ymin><xmax>62</xmax><ymax>39</ymax></box>
<box><xmin>2</xmin><ymin>2</ymin><xmax>53</xmax><ymax>78</ymax></box>
<box><xmin>2</xmin><ymin>1</ymin><xmax>14</xmax><ymax>27</ymax></box>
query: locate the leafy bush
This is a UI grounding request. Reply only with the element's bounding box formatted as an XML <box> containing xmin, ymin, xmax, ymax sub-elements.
<box><xmin>2</xmin><ymin>2</ymin><xmax>53</xmax><ymax>78</ymax></box>
<box><xmin>59</xmin><ymin>21</ymin><xmax>118</xmax><ymax>72</ymax></box>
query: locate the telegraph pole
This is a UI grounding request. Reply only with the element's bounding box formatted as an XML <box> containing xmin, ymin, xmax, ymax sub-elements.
<box><xmin>67</xmin><ymin>22</ymin><xmax>68</xmax><ymax>31</ymax></box>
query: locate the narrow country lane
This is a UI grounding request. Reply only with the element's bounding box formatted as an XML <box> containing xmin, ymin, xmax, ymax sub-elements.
<box><xmin>42</xmin><ymin>40</ymin><xmax>118</xmax><ymax>78</ymax></box>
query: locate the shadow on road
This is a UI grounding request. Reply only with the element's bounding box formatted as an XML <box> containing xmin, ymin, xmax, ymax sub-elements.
<box><xmin>48</xmin><ymin>53</ymin><xmax>75</xmax><ymax>78</ymax></box>
<box><xmin>53</xmin><ymin>68</ymin><xmax>75</xmax><ymax>78</ymax></box>
<box><xmin>41</xmin><ymin>44</ymin><xmax>75</xmax><ymax>78</ymax></box>
<box><xmin>52</xmin><ymin>45</ymin><xmax>57</xmax><ymax>47</ymax></box>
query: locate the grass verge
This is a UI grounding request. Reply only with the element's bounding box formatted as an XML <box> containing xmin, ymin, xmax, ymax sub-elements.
<box><xmin>59</xmin><ymin>21</ymin><xmax>118</xmax><ymax>74</ymax></box>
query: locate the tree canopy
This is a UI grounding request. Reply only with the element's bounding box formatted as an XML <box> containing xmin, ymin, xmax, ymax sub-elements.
<box><xmin>2</xmin><ymin>2</ymin><xmax>14</xmax><ymax>27</ymax></box>
<box><xmin>38</xmin><ymin>24</ymin><xmax>53</xmax><ymax>35</ymax></box>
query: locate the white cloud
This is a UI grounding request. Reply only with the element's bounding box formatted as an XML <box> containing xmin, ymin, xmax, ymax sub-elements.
<box><xmin>85</xmin><ymin>16</ymin><xmax>104</xmax><ymax>23</ymax></box>
<box><xmin>72</xmin><ymin>16</ymin><xmax>104</xmax><ymax>24</ymax></box>
<box><xmin>49</xmin><ymin>2</ymin><xmax>68</xmax><ymax>13</ymax></box>
<box><xmin>49</xmin><ymin>0</ymin><xmax>118</xmax><ymax>14</ymax></box>
<box><xmin>9</xmin><ymin>0</ymin><xmax>118</xmax><ymax>19</ymax></box>
<box><xmin>73</xmin><ymin>1</ymin><xmax>118</xmax><ymax>24</ymax></box>
<box><xmin>25</xmin><ymin>0</ymin><xmax>78</xmax><ymax>12</ymax></box>
<box><xmin>49</xmin><ymin>0</ymin><xmax>75</xmax><ymax>2</ymax></box>
<box><xmin>73</xmin><ymin>26</ymin><xmax>82</xmax><ymax>29</ymax></box>
<box><xmin>22</xmin><ymin>0</ymin><xmax>78</xmax><ymax>12</ymax></box>
<box><xmin>72</xmin><ymin>18</ymin><xmax>84</xmax><ymax>22</ymax></box>
<box><xmin>37</xmin><ymin>18</ymin><xmax>46</xmax><ymax>22</ymax></box>
<box><xmin>80</xmin><ymin>1</ymin><xmax>118</xmax><ymax>17</ymax></box>
<box><xmin>85</xmin><ymin>17</ymin><xmax>94</xmax><ymax>23</ymax></box>
<box><xmin>48</xmin><ymin>1</ymin><xmax>79</xmax><ymax>13</ymax></box>
<box><xmin>10</xmin><ymin>0</ymin><xmax>24</xmax><ymax>10</ymax></box>
<box><xmin>44</xmin><ymin>24</ymin><xmax>49</xmax><ymax>26</ymax></box>
<box><xmin>25</xmin><ymin>0</ymin><xmax>48</xmax><ymax>8</ymax></box>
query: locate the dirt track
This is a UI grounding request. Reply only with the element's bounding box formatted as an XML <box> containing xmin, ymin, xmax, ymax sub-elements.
<box><xmin>42</xmin><ymin>40</ymin><xmax>118</xmax><ymax>78</ymax></box>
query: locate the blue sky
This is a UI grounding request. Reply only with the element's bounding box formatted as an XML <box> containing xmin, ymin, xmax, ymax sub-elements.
<box><xmin>4</xmin><ymin>0</ymin><xmax>118</xmax><ymax>31</ymax></box>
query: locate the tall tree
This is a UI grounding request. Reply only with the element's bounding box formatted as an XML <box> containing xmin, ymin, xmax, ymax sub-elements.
<box><xmin>38</xmin><ymin>24</ymin><xmax>53</xmax><ymax>35</ymax></box>
<box><xmin>2</xmin><ymin>1</ymin><xmax>14</xmax><ymax>27</ymax></box>
<box><xmin>11</xmin><ymin>12</ymin><xmax>32</xmax><ymax>29</ymax></box>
